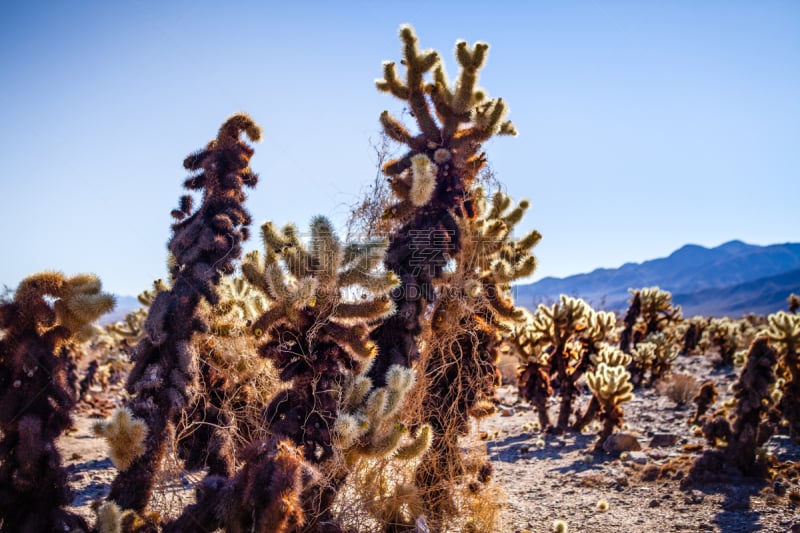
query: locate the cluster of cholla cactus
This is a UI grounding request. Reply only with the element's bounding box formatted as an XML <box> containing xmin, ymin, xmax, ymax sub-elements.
<box><xmin>0</xmin><ymin>272</ymin><xmax>114</xmax><ymax>532</ymax></box>
<box><xmin>104</xmin><ymin>113</ymin><xmax>261</xmax><ymax>515</ymax></box>
<box><xmin>689</xmin><ymin>337</ymin><xmax>779</xmax><ymax>480</ymax></box>
<box><xmin>1</xmin><ymin>25</ymin><xmax>555</xmax><ymax>533</ymax></box>
<box><xmin>584</xmin><ymin>345</ymin><xmax>634</xmax><ymax>450</ymax></box>
<box><xmin>765</xmin><ymin>311</ymin><xmax>800</xmax><ymax>441</ymax></box>
<box><xmin>629</xmin><ymin>331</ymin><xmax>678</xmax><ymax>387</ymax></box>
<box><xmin>513</xmin><ymin>296</ymin><xmax>616</xmax><ymax>433</ymax></box>
<box><xmin>165</xmin><ymin>216</ymin><xmax>431</xmax><ymax>532</ymax></box>
<box><xmin>619</xmin><ymin>287</ymin><xmax>682</xmax><ymax>384</ymax></box>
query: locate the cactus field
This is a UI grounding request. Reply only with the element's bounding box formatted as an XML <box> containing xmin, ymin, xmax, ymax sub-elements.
<box><xmin>2</xmin><ymin>22</ymin><xmax>799</xmax><ymax>533</ymax></box>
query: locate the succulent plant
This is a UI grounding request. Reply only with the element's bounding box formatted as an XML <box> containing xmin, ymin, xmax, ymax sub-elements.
<box><xmin>585</xmin><ymin>345</ymin><xmax>634</xmax><ymax>450</ymax></box>
<box><xmin>766</xmin><ymin>311</ymin><xmax>800</xmax><ymax>441</ymax></box>
<box><xmin>107</xmin><ymin>113</ymin><xmax>261</xmax><ymax>513</ymax></box>
<box><xmin>368</xmin><ymin>24</ymin><xmax>518</xmax><ymax>387</ymax></box>
<box><xmin>0</xmin><ymin>271</ymin><xmax>114</xmax><ymax>532</ymax></box>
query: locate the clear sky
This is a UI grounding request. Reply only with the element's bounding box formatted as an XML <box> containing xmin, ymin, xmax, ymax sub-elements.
<box><xmin>1</xmin><ymin>1</ymin><xmax>798</xmax><ymax>296</ymax></box>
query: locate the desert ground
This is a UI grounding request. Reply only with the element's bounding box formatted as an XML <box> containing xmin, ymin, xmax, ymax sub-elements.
<box><xmin>60</xmin><ymin>348</ymin><xmax>800</xmax><ymax>533</ymax></box>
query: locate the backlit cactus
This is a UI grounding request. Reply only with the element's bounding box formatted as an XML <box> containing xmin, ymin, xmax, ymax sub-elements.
<box><xmin>169</xmin><ymin>217</ymin><xmax>401</xmax><ymax>532</ymax></box>
<box><xmin>629</xmin><ymin>331</ymin><xmax>678</xmax><ymax>387</ymax></box>
<box><xmin>368</xmin><ymin>24</ymin><xmax>518</xmax><ymax>387</ymax></box>
<box><xmin>691</xmin><ymin>337</ymin><xmax>778</xmax><ymax>479</ymax></box>
<box><xmin>585</xmin><ymin>345</ymin><xmax>634</xmax><ymax>451</ymax></box>
<box><xmin>705</xmin><ymin>317</ymin><xmax>741</xmax><ymax>367</ymax></box>
<box><xmin>516</xmin><ymin>295</ymin><xmax>615</xmax><ymax>433</ymax></box>
<box><xmin>108</xmin><ymin>113</ymin><xmax>261</xmax><ymax>513</ymax></box>
<box><xmin>766</xmin><ymin>311</ymin><xmax>800</xmax><ymax>441</ymax></box>
<box><xmin>0</xmin><ymin>271</ymin><xmax>114</xmax><ymax>532</ymax></box>
<box><xmin>620</xmin><ymin>287</ymin><xmax>682</xmax><ymax>358</ymax></box>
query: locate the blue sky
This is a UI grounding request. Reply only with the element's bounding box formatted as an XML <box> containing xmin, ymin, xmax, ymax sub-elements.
<box><xmin>1</xmin><ymin>1</ymin><xmax>798</xmax><ymax>296</ymax></box>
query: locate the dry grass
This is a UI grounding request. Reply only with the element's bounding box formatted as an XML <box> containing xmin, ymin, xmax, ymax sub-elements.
<box><xmin>656</xmin><ymin>372</ymin><xmax>700</xmax><ymax>407</ymax></box>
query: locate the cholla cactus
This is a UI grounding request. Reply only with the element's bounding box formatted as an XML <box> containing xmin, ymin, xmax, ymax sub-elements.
<box><xmin>705</xmin><ymin>317</ymin><xmax>741</xmax><ymax>366</ymax></box>
<box><xmin>689</xmin><ymin>381</ymin><xmax>718</xmax><ymax>425</ymax></box>
<box><xmin>585</xmin><ymin>345</ymin><xmax>634</xmax><ymax>451</ymax></box>
<box><xmin>0</xmin><ymin>272</ymin><xmax>114</xmax><ymax>532</ymax></box>
<box><xmin>511</xmin><ymin>314</ymin><xmax>553</xmax><ymax>429</ymax></box>
<box><xmin>108</xmin><ymin>114</ymin><xmax>261</xmax><ymax>513</ymax></box>
<box><xmin>620</xmin><ymin>287</ymin><xmax>681</xmax><ymax>356</ymax></box>
<box><xmin>168</xmin><ymin>217</ymin><xmax>399</xmax><ymax>532</ymax></box>
<box><xmin>638</xmin><ymin>287</ymin><xmax>682</xmax><ymax>334</ymax></box>
<box><xmin>413</xmin><ymin>187</ymin><xmax>539</xmax><ymax>520</ymax></box>
<box><xmin>368</xmin><ymin>24</ymin><xmax>518</xmax><ymax>387</ymax></box>
<box><xmin>679</xmin><ymin>316</ymin><xmax>707</xmax><ymax>355</ymax></box>
<box><xmin>629</xmin><ymin>331</ymin><xmax>678</xmax><ymax>387</ymax></box>
<box><xmin>766</xmin><ymin>311</ymin><xmax>800</xmax><ymax>441</ymax></box>
<box><xmin>517</xmin><ymin>296</ymin><xmax>615</xmax><ymax>433</ymax></box>
<box><xmin>336</xmin><ymin>365</ymin><xmax>432</xmax><ymax>462</ymax></box>
<box><xmin>788</xmin><ymin>293</ymin><xmax>799</xmax><ymax>314</ymax></box>
<box><xmin>207</xmin><ymin>274</ymin><xmax>268</xmax><ymax>336</ymax></box>
<box><xmin>107</xmin><ymin>280</ymin><xmax>168</xmax><ymax>346</ymax></box>
<box><xmin>691</xmin><ymin>337</ymin><xmax>778</xmax><ymax>479</ymax></box>
<box><xmin>93</xmin><ymin>408</ymin><xmax>149</xmax><ymax>471</ymax></box>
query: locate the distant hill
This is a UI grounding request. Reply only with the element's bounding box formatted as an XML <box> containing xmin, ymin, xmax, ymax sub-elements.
<box><xmin>99</xmin><ymin>295</ymin><xmax>141</xmax><ymax>325</ymax></box>
<box><xmin>514</xmin><ymin>241</ymin><xmax>800</xmax><ymax>317</ymax></box>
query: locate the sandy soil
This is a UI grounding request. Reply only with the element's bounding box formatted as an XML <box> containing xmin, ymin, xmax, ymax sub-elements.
<box><xmin>60</xmin><ymin>352</ymin><xmax>800</xmax><ymax>533</ymax></box>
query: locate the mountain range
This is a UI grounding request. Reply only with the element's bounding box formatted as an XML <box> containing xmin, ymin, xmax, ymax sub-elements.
<box><xmin>513</xmin><ymin>240</ymin><xmax>800</xmax><ymax>317</ymax></box>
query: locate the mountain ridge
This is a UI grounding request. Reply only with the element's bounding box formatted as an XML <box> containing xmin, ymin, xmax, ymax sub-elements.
<box><xmin>515</xmin><ymin>240</ymin><xmax>800</xmax><ymax>317</ymax></box>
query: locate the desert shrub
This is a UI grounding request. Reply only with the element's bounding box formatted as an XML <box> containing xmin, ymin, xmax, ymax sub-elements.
<box><xmin>656</xmin><ymin>372</ymin><xmax>700</xmax><ymax>407</ymax></box>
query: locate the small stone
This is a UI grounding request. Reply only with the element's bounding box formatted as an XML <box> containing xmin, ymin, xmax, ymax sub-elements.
<box><xmin>519</xmin><ymin>446</ymin><xmax>530</xmax><ymax>454</ymax></box>
<box><xmin>500</xmin><ymin>407</ymin><xmax>515</xmax><ymax>417</ymax></box>
<box><xmin>684</xmin><ymin>490</ymin><xmax>704</xmax><ymax>505</ymax></box>
<box><xmin>648</xmin><ymin>499</ymin><xmax>660</xmax><ymax>508</ymax></box>
<box><xmin>626</xmin><ymin>451</ymin><xmax>648</xmax><ymax>464</ymax></box>
<box><xmin>604</xmin><ymin>433</ymin><xmax>642</xmax><ymax>454</ymax></box>
<box><xmin>649</xmin><ymin>433</ymin><xmax>679</xmax><ymax>448</ymax></box>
